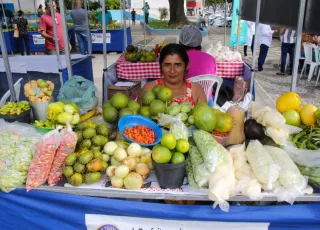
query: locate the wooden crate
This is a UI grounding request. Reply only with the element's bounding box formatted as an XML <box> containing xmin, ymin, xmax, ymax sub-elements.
<box><xmin>107</xmin><ymin>81</ymin><xmax>141</xmax><ymax>100</ymax></box>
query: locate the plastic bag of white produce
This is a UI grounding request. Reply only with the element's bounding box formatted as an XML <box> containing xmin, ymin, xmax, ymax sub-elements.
<box><xmin>229</xmin><ymin>144</ymin><xmax>262</xmax><ymax>200</ymax></box>
<box><xmin>264</xmin><ymin>146</ymin><xmax>308</xmax><ymax>204</ymax></box>
<box><xmin>208</xmin><ymin>150</ymin><xmax>236</xmax><ymax>212</ymax></box>
<box><xmin>245</xmin><ymin>140</ymin><xmax>280</xmax><ymax>190</ymax></box>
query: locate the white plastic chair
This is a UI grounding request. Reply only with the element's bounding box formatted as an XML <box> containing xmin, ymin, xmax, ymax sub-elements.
<box><xmin>188</xmin><ymin>74</ymin><xmax>223</xmax><ymax>107</ymax></box>
<box><xmin>315</xmin><ymin>46</ymin><xmax>320</xmax><ymax>86</ymax></box>
<box><xmin>0</xmin><ymin>78</ymin><xmax>23</xmax><ymax>107</ymax></box>
<box><xmin>300</xmin><ymin>43</ymin><xmax>320</xmax><ymax>81</ymax></box>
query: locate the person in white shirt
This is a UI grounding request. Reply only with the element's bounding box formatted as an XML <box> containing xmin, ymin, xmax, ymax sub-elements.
<box><xmin>257</xmin><ymin>24</ymin><xmax>275</xmax><ymax>71</ymax></box>
<box><xmin>277</xmin><ymin>28</ymin><xmax>296</xmax><ymax>75</ymax></box>
<box><xmin>244</xmin><ymin>21</ymin><xmax>255</xmax><ymax>56</ymax></box>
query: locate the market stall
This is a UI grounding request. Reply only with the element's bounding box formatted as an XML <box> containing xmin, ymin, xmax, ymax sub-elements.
<box><xmin>89</xmin><ymin>27</ymin><xmax>132</xmax><ymax>52</ymax></box>
<box><xmin>1</xmin><ymin>1</ymin><xmax>320</xmax><ymax>230</ymax></box>
<box><xmin>28</xmin><ymin>28</ymin><xmax>76</xmax><ymax>53</ymax></box>
<box><xmin>0</xmin><ymin>54</ymin><xmax>93</xmax><ymax>100</ymax></box>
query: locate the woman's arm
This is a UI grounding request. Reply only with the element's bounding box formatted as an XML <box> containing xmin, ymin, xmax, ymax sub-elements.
<box><xmin>192</xmin><ymin>83</ymin><xmax>207</xmax><ymax>104</ymax></box>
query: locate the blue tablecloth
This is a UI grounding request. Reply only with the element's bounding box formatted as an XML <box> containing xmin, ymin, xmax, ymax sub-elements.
<box><xmin>28</xmin><ymin>28</ymin><xmax>76</xmax><ymax>53</ymax></box>
<box><xmin>0</xmin><ymin>189</ymin><xmax>319</xmax><ymax>230</ymax></box>
<box><xmin>90</xmin><ymin>27</ymin><xmax>132</xmax><ymax>52</ymax></box>
<box><xmin>0</xmin><ymin>31</ymin><xmax>17</xmax><ymax>53</ymax></box>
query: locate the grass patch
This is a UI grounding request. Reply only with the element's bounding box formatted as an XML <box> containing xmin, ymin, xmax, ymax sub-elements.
<box><xmin>148</xmin><ymin>20</ymin><xmax>195</xmax><ymax>29</ymax></box>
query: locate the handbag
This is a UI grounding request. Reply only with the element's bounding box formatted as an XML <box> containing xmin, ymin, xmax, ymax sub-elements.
<box><xmin>232</xmin><ymin>77</ymin><xmax>250</xmax><ymax>103</ymax></box>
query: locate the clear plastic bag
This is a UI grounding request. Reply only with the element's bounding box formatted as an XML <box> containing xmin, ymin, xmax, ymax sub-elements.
<box><xmin>245</xmin><ymin>140</ymin><xmax>280</xmax><ymax>190</ymax></box>
<box><xmin>0</xmin><ymin>119</ymin><xmax>42</xmax><ymax>193</ymax></box>
<box><xmin>57</xmin><ymin>76</ymin><xmax>98</xmax><ymax>115</ymax></box>
<box><xmin>282</xmin><ymin>141</ymin><xmax>320</xmax><ymax>167</ymax></box>
<box><xmin>26</xmin><ymin>127</ymin><xmax>62</xmax><ymax>191</ymax></box>
<box><xmin>229</xmin><ymin>144</ymin><xmax>263</xmax><ymax>200</ymax></box>
<box><xmin>48</xmin><ymin>123</ymin><xmax>78</xmax><ymax>186</ymax></box>
<box><xmin>158</xmin><ymin>113</ymin><xmax>188</xmax><ymax>140</ymax></box>
<box><xmin>265</xmin><ymin>146</ymin><xmax>308</xmax><ymax>204</ymax></box>
<box><xmin>209</xmin><ymin>151</ymin><xmax>236</xmax><ymax>212</ymax></box>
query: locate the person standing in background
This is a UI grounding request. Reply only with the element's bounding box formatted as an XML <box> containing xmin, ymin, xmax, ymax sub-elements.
<box><xmin>244</xmin><ymin>21</ymin><xmax>255</xmax><ymax>56</ymax></box>
<box><xmin>39</xmin><ymin>0</ymin><xmax>65</xmax><ymax>55</ymax></box>
<box><xmin>71</xmin><ymin>0</ymin><xmax>90</xmax><ymax>55</ymax></box>
<box><xmin>98</xmin><ymin>6</ymin><xmax>112</xmax><ymax>27</ymax></box>
<box><xmin>0</xmin><ymin>4</ymin><xmax>14</xmax><ymax>29</ymax></box>
<box><xmin>37</xmin><ymin>4</ymin><xmax>44</xmax><ymax>18</ymax></box>
<box><xmin>277</xmin><ymin>28</ymin><xmax>296</xmax><ymax>75</ymax></box>
<box><xmin>131</xmin><ymin>8</ymin><xmax>136</xmax><ymax>25</ymax></box>
<box><xmin>143</xmin><ymin>2</ymin><xmax>150</xmax><ymax>24</ymax></box>
<box><xmin>15</xmin><ymin>10</ymin><xmax>30</xmax><ymax>56</ymax></box>
<box><xmin>257</xmin><ymin>24</ymin><xmax>275</xmax><ymax>72</ymax></box>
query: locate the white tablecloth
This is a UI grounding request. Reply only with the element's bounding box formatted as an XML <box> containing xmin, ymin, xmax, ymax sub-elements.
<box><xmin>0</xmin><ymin>54</ymin><xmax>86</xmax><ymax>74</ymax></box>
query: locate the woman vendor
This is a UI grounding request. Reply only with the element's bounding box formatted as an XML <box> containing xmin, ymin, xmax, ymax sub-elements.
<box><xmin>179</xmin><ymin>25</ymin><xmax>217</xmax><ymax>79</ymax></box>
<box><xmin>140</xmin><ymin>43</ymin><xmax>207</xmax><ymax>105</ymax></box>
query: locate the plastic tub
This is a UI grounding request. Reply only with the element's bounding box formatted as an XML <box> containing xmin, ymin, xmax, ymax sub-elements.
<box><xmin>0</xmin><ymin>109</ymin><xmax>31</xmax><ymax>124</ymax></box>
<box><xmin>152</xmin><ymin>155</ymin><xmax>188</xmax><ymax>189</ymax></box>
<box><xmin>29</xmin><ymin>98</ymin><xmax>54</xmax><ymax>121</ymax></box>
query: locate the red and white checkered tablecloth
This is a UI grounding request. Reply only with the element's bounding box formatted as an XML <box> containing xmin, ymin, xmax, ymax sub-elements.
<box><xmin>116</xmin><ymin>54</ymin><xmax>162</xmax><ymax>80</ymax></box>
<box><xmin>215</xmin><ymin>61</ymin><xmax>244</xmax><ymax>78</ymax></box>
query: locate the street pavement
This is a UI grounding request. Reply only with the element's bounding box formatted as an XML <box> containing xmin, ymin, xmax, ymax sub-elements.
<box><xmin>92</xmin><ymin>23</ymin><xmax>320</xmax><ymax>107</ymax></box>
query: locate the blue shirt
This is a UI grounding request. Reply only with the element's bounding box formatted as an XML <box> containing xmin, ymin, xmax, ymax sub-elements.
<box><xmin>98</xmin><ymin>11</ymin><xmax>112</xmax><ymax>26</ymax></box>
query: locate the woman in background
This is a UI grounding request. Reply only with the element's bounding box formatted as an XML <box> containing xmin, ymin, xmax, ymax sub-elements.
<box><xmin>15</xmin><ymin>10</ymin><xmax>30</xmax><ymax>56</ymax></box>
<box><xmin>37</xmin><ymin>4</ymin><xmax>43</xmax><ymax>18</ymax></box>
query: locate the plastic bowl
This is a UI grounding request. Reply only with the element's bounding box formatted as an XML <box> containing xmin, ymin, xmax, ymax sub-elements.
<box><xmin>118</xmin><ymin>114</ymin><xmax>162</xmax><ymax>147</ymax></box>
<box><xmin>32</xmin><ymin>123</ymin><xmax>54</xmax><ymax>134</ymax></box>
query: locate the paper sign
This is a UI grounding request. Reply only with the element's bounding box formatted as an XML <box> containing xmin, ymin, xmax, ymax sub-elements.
<box><xmin>229</xmin><ymin>0</ymin><xmax>248</xmax><ymax>47</ymax></box>
<box><xmin>86</xmin><ymin>214</ymin><xmax>270</xmax><ymax>230</ymax></box>
<box><xmin>32</xmin><ymin>34</ymin><xmax>45</xmax><ymax>45</ymax></box>
<box><xmin>91</xmin><ymin>33</ymin><xmax>111</xmax><ymax>44</ymax></box>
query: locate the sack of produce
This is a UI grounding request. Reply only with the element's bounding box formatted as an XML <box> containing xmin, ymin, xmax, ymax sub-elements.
<box><xmin>158</xmin><ymin>113</ymin><xmax>188</xmax><ymax>140</ymax></box>
<box><xmin>47</xmin><ymin>123</ymin><xmax>78</xmax><ymax>186</ymax></box>
<box><xmin>58</xmin><ymin>76</ymin><xmax>98</xmax><ymax>115</ymax></box>
<box><xmin>0</xmin><ymin>120</ymin><xmax>42</xmax><ymax>192</ymax></box>
<box><xmin>245</xmin><ymin>140</ymin><xmax>280</xmax><ymax>190</ymax></box>
<box><xmin>26</xmin><ymin>127</ymin><xmax>62</xmax><ymax>191</ymax></box>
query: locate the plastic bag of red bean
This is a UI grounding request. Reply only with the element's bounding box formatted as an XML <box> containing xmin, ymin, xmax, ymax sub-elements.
<box><xmin>26</xmin><ymin>127</ymin><xmax>62</xmax><ymax>191</ymax></box>
<box><xmin>47</xmin><ymin>124</ymin><xmax>78</xmax><ymax>186</ymax></box>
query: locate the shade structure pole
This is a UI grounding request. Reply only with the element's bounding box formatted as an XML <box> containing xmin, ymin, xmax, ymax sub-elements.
<box><xmin>33</xmin><ymin>0</ymin><xmax>37</xmax><ymax>21</ymax></box>
<box><xmin>59</xmin><ymin>0</ymin><xmax>73</xmax><ymax>79</ymax></box>
<box><xmin>17</xmin><ymin>0</ymin><xmax>21</xmax><ymax>10</ymax></box>
<box><xmin>0</xmin><ymin>0</ymin><xmax>8</xmax><ymax>29</ymax></box>
<box><xmin>235</xmin><ymin>0</ymin><xmax>242</xmax><ymax>51</ymax></box>
<box><xmin>224</xmin><ymin>0</ymin><xmax>227</xmax><ymax>46</ymax></box>
<box><xmin>249</xmin><ymin>0</ymin><xmax>262</xmax><ymax>99</ymax></box>
<box><xmin>143</xmin><ymin>0</ymin><xmax>146</xmax><ymax>46</ymax></box>
<box><xmin>102</xmin><ymin>0</ymin><xmax>108</xmax><ymax>100</ymax></box>
<box><xmin>0</xmin><ymin>26</ymin><xmax>16</xmax><ymax>101</ymax></box>
<box><xmin>123</xmin><ymin>0</ymin><xmax>127</xmax><ymax>52</ymax></box>
<box><xmin>83</xmin><ymin>0</ymin><xmax>92</xmax><ymax>55</ymax></box>
<box><xmin>291</xmin><ymin>0</ymin><xmax>306</xmax><ymax>91</ymax></box>
<box><xmin>48</xmin><ymin>0</ymin><xmax>63</xmax><ymax>85</ymax></box>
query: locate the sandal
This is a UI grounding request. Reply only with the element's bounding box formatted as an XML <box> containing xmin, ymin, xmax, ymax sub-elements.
<box><xmin>276</xmin><ymin>72</ymin><xmax>285</xmax><ymax>75</ymax></box>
